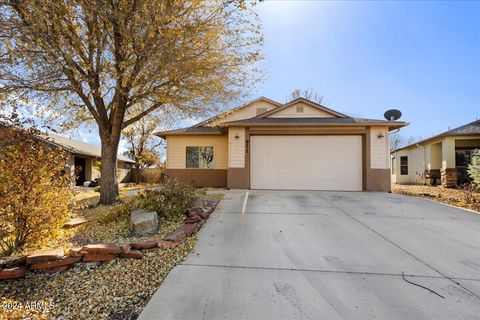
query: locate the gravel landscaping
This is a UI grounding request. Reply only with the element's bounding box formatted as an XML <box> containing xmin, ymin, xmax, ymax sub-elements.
<box><xmin>0</xmin><ymin>182</ymin><xmax>222</xmax><ymax>319</ymax></box>
<box><xmin>392</xmin><ymin>184</ymin><xmax>480</xmax><ymax>213</ymax></box>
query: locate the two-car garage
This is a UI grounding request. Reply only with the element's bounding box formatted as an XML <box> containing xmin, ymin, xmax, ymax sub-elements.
<box><xmin>250</xmin><ymin>135</ymin><xmax>363</xmax><ymax>191</ymax></box>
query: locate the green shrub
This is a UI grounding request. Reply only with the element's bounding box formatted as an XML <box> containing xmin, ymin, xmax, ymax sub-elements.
<box><xmin>0</xmin><ymin>124</ymin><xmax>74</xmax><ymax>255</ymax></box>
<box><xmin>99</xmin><ymin>178</ymin><xmax>199</xmax><ymax>224</ymax></box>
<box><xmin>468</xmin><ymin>149</ymin><xmax>480</xmax><ymax>187</ymax></box>
<box><xmin>138</xmin><ymin>178</ymin><xmax>199</xmax><ymax>219</ymax></box>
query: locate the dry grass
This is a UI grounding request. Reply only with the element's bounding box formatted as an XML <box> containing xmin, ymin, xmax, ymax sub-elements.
<box><xmin>392</xmin><ymin>184</ymin><xmax>480</xmax><ymax>213</ymax></box>
<box><xmin>0</xmin><ymin>189</ymin><xmax>223</xmax><ymax>319</ymax></box>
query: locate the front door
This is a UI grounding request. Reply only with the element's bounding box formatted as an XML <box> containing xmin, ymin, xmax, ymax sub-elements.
<box><xmin>74</xmin><ymin>157</ymin><xmax>86</xmax><ymax>186</ymax></box>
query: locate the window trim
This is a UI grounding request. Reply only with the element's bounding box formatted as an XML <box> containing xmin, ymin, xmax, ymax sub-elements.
<box><xmin>400</xmin><ymin>156</ymin><xmax>408</xmax><ymax>175</ymax></box>
<box><xmin>185</xmin><ymin>146</ymin><xmax>215</xmax><ymax>169</ymax></box>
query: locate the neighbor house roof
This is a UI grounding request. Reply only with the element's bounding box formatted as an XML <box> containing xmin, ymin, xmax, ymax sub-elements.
<box><xmin>392</xmin><ymin>119</ymin><xmax>480</xmax><ymax>153</ymax></box>
<box><xmin>45</xmin><ymin>132</ymin><xmax>135</xmax><ymax>163</ymax></box>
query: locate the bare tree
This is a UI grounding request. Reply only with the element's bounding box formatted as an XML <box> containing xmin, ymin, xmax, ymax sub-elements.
<box><xmin>287</xmin><ymin>88</ymin><xmax>324</xmax><ymax>104</ymax></box>
<box><xmin>0</xmin><ymin>0</ymin><xmax>263</xmax><ymax>204</ymax></box>
<box><xmin>390</xmin><ymin>132</ymin><xmax>422</xmax><ymax>151</ymax></box>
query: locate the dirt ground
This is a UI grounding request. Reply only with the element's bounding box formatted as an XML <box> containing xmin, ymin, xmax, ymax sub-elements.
<box><xmin>392</xmin><ymin>184</ymin><xmax>480</xmax><ymax>213</ymax></box>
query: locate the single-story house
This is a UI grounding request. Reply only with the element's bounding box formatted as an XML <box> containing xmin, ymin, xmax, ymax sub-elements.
<box><xmin>391</xmin><ymin>120</ymin><xmax>480</xmax><ymax>187</ymax></box>
<box><xmin>156</xmin><ymin>97</ymin><xmax>407</xmax><ymax>192</ymax></box>
<box><xmin>44</xmin><ymin>133</ymin><xmax>135</xmax><ymax>186</ymax></box>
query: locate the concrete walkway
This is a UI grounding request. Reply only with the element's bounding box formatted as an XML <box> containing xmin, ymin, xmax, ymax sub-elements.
<box><xmin>139</xmin><ymin>190</ymin><xmax>480</xmax><ymax>320</ymax></box>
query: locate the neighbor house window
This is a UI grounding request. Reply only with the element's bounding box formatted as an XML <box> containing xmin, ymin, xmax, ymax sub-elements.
<box><xmin>391</xmin><ymin>157</ymin><xmax>396</xmax><ymax>175</ymax></box>
<box><xmin>256</xmin><ymin>107</ymin><xmax>267</xmax><ymax>115</ymax></box>
<box><xmin>186</xmin><ymin>146</ymin><xmax>214</xmax><ymax>168</ymax></box>
<box><xmin>400</xmin><ymin>156</ymin><xmax>408</xmax><ymax>175</ymax></box>
<box><xmin>296</xmin><ymin>106</ymin><xmax>304</xmax><ymax>113</ymax></box>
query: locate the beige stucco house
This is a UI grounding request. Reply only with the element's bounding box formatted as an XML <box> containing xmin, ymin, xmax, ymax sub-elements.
<box><xmin>156</xmin><ymin>97</ymin><xmax>407</xmax><ymax>192</ymax></box>
<box><xmin>391</xmin><ymin>120</ymin><xmax>480</xmax><ymax>187</ymax></box>
<box><xmin>45</xmin><ymin>133</ymin><xmax>135</xmax><ymax>186</ymax></box>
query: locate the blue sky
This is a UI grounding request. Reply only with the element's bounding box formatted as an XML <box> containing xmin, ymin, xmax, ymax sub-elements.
<box><xmin>69</xmin><ymin>0</ymin><xmax>479</xmax><ymax>149</ymax></box>
<box><xmin>253</xmin><ymin>0</ymin><xmax>480</xmax><ymax>140</ymax></box>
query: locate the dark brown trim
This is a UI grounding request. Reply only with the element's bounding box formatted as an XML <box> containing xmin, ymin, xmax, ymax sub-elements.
<box><xmin>164</xmin><ymin>169</ymin><xmax>227</xmax><ymax>188</ymax></box>
<box><xmin>362</xmin><ymin>133</ymin><xmax>367</xmax><ymax>191</ymax></box>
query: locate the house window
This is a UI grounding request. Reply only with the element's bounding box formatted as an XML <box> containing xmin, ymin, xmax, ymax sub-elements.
<box><xmin>186</xmin><ymin>146</ymin><xmax>214</xmax><ymax>168</ymax></box>
<box><xmin>400</xmin><ymin>156</ymin><xmax>408</xmax><ymax>175</ymax></box>
<box><xmin>391</xmin><ymin>157</ymin><xmax>395</xmax><ymax>175</ymax></box>
<box><xmin>256</xmin><ymin>107</ymin><xmax>267</xmax><ymax>115</ymax></box>
<box><xmin>296</xmin><ymin>106</ymin><xmax>304</xmax><ymax>113</ymax></box>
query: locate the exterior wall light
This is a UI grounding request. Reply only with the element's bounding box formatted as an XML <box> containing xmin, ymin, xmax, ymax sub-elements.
<box><xmin>377</xmin><ymin>132</ymin><xmax>385</xmax><ymax>138</ymax></box>
<box><xmin>235</xmin><ymin>133</ymin><xmax>240</xmax><ymax>139</ymax></box>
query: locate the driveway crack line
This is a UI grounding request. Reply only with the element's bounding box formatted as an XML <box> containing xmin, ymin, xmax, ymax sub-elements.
<box><xmin>179</xmin><ymin>263</ymin><xmax>480</xmax><ymax>282</ymax></box>
<box><xmin>322</xmin><ymin>196</ymin><xmax>480</xmax><ymax>300</ymax></box>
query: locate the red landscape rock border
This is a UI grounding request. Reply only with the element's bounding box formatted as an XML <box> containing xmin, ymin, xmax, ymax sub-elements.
<box><xmin>0</xmin><ymin>199</ymin><xmax>219</xmax><ymax>281</ymax></box>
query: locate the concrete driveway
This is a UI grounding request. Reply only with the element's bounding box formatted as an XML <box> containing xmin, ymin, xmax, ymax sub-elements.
<box><xmin>139</xmin><ymin>190</ymin><xmax>480</xmax><ymax>320</ymax></box>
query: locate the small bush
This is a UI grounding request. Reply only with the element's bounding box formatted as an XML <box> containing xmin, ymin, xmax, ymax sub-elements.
<box><xmin>98</xmin><ymin>178</ymin><xmax>199</xmax><ymax>224</ymax></box>
<box><xmin>468</xmin><ymin>149</ymin><xmax>480</xmax><ymax>187</ymax></box>
<box><xmin>138</xmin><ymin>178</ymin><xmax>199</xmax><ymax>219</ymax></box>
<box><xmin>0</xmin><ymin>124</ymin><xmax>74</xmax><ymax>255</ymax></box>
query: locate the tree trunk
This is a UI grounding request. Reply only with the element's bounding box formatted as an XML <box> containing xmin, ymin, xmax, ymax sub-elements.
<box><xmin>99</xmin><ymin>134</ymin><xmax>121</xmax><ymax>205</ymax></box>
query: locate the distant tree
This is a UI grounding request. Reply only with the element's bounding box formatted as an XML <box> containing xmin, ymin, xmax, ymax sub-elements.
<box><xmin>287</xmin><ymin>88</ymin><xmax>324</xmax><ymax>104</ymax></box>
<box><xmin>467</xmin><ymin>149</ymin><xmax>480</xmax><ymax>186</ymax></box>
<box><xmin>0</xmin><ymin>0</ymin><xmax>263</xmax><ymax>204</ymax></box>
<box><xmin>390</xmin><ymin>132</ymin><xmax>422</xmax><ymax>151</ymax></box>
<box><xmin>123</xmin><ymin>116</ymin><xmax>164</xmax><ymax>170</ymax></box>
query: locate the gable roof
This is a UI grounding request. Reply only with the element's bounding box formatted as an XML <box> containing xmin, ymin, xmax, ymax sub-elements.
<box><xmin>392</xmin><ymin>119</ymin><xmax>480</xmax><ymax>153</ymax></box>
<box><xmin>256</xmin><ymin>98</ymin><xmax>348</xmax><ymax>118</ymax></box>
<box><xmin>223</xmin><ymin>117</ymin><xmax>406</xmax><ymax>128</ymax></box>
<box><xmin>193</xmin><ymin>96</ymin><xmax>282</xmax><ymax>127</ymax></box>
<box><xmin>155</xmin><ymin>96</ymin><xmax>409</xmax><ymax>137</ymax></box>
<box><xmin>45</xmin><ymin>132</ymin><xmax>135</xmax><ymax>163</ymax></box>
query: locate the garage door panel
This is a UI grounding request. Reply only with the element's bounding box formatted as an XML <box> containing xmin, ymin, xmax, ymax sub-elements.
<box><xmin>250</xmin><ymin>135</ymin><xmax>362</xmax><ymax>191</ymax></box>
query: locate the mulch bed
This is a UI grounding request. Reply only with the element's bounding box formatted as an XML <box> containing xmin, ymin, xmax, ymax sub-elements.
<box><xmin>392</xmin><ymin>184</ymin><xmax>480</xmax><ymax>213</ymax></box>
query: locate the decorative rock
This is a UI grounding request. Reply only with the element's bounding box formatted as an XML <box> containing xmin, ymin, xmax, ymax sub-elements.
<box><xmin>0</xmin><ymin>266</ymin><xmax>27</xmax><ymax>280</ymax></box>
<box><xmin>0</xmin><ymin>256</ymin><xmax>26</xmax><ymax>269</ymax></box>
<box><xmin>26</xmin><ymin>249</ymin><xmax>64</xmax><ymax>265</ymax></box>
<box><xmin>185</xmin><ymin>213</ymin><xmax>203</xmax><ymax>224</ymax></box>
<box><xmin>206</xmin><ymin>199</ymin><xmax>219</xmax><ymax>208</ymax></box>
<box><xmin>66</xmin><ymin>247</ymin><xmax>83</xmax><ymax>257</ymax></box>
<box><xmin>157</xmin><ymin>241</ymin><xmax>179</xmax><ymax>249</ymax></box>
<box><xmin>130</xmin><ymin>241</ymin><xmax>158</xmax><ymax>250</ymax></box>
<box><xmin>80</xmin><ymin>243</ymin><xmax>121</xmax><ymax>255</ymax></box>
<box><xmin>130</xmin><ymin>209</ymin><xmax>158</xmax><ymax>236</ymax></box>
<box><xmin>178</xmin><ymin>223</ymin><xmax>198</xmax><ymax>236</ymax></box>
<box><xmin>193</xmin><ymin>207</ymin><xmax>210</xmax><ymax>219</ymax></box>
<box><xmin>83</xmin><ymin>254</ymin><xmax>115</xmax><ymax>262</ymax></box>
<box><xmin>29</xmin><ymin>257</ymin><xmax>82</xmax><ymax>270</ymax></box>
<box><xmin>119</xmin><ymin>249</ymin><xmax>143</xmax><ymax>259</ymax></box>
<box><xmin>63</xmin><ymin>217</ymin><xmax>91</xmax><ymax>229</ymax></box>
<box><xmin>163</xmin><ymin>229</ymin><xmax>187</xmax><ymax>242</ymax></box>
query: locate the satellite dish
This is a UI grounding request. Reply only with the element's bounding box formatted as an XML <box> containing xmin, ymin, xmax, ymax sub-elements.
<box><xmin>384</xmin><ymin>109</ymin><xmax>402</xmax><ymax>121</ymax></box>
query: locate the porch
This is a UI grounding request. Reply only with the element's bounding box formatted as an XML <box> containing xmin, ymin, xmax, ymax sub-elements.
<box><xmin>425</xmin><ymin>136</ymin><xmax>480</xmax><ymax>187</ymax></box>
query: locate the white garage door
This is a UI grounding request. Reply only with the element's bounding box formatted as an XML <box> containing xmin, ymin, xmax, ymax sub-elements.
<box><xmin>250</xmin><ymin>135</ymin><xmax>363</xmax><ymax>191</ymax></box>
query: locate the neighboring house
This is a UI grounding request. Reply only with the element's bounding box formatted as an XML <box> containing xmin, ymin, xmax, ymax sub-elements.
<box><xmin>391</xmin><ymin>120</ymin><xmax>480</xmax><ymax>187</ymax></box>
<box><xmin>156</xmin><ymin>97</ymin><xmax>407</xmax><ymax>192</ymax></box>
<box><xmin>44</xmin><ymin>133</ymin><xmax>135</xmax><ymax>186</ymax></box>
